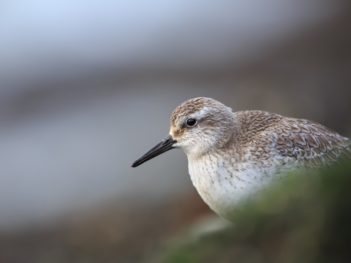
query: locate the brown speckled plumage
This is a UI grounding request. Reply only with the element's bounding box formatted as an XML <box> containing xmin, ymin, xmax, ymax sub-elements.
<box><xmin>232</xmin><ymin>110</ymin><xmax>351</xmax><ymax>168</ymax></box>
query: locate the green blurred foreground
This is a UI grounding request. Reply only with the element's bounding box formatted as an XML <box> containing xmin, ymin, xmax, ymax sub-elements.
<box><xmin>161</xmin><ymin>160</ymin><xmax>351</xmax><ymax>263</ymax></box>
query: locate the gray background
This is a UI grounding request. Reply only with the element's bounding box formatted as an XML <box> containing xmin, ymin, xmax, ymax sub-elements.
<box><xmin>0</xmin><ymin>1</ymin><xmax>350</xmax><ymax>260</ymax></box>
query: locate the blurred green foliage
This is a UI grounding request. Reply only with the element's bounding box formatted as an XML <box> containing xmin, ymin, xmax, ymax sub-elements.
<box><xmin>161</xmin><ymin>160</ymin><xmax>351</xmax><ymax>263</ymax></box>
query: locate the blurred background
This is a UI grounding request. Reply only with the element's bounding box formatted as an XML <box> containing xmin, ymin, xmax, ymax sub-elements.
<box><xmin>0</xmin><ymin>0</ymin><xmax>350</xmax><ymax>262</ymax></box>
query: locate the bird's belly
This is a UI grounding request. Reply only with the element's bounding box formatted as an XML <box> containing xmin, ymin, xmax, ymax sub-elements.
<box><xmin>188</xmin><ymin>161</ymin><xmax>274</xmax><ymax>220</ymax></box>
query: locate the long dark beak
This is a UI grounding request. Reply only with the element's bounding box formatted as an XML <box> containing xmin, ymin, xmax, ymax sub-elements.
<box><xmin>131</xmin><ymin>135</ymin><xmax>177</xmax><ymax>168</ymax></box>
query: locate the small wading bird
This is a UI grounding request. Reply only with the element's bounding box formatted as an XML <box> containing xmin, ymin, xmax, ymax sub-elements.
<box><xmin>132</xmin><ymin>97</ymin><xmax>350</xmax><ymax>220</ymax></box>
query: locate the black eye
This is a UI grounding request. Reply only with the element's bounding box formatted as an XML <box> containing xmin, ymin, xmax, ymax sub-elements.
<box><xmin>186</xmin><ymin>118</ymin><xmax>197</xmax><ymax>127</ymax></box>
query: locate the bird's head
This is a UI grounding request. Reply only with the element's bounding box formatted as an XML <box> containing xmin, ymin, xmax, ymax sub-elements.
<box><xmin>132</xmin><ymin>97</ymin><xmax>235</xmax><ymax>167</ymax></box>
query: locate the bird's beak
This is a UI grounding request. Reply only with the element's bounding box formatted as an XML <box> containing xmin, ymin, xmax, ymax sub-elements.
<box><xmin>131</xmin><ymin>135</ymin><xmax>177</xmax><ymax>167</ymax></box>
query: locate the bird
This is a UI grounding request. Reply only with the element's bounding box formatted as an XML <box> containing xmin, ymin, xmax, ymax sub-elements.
<box><xmin>131</xmin><ymin>97</ymin><xmax>351</xmax><ymax>220</ymax></box>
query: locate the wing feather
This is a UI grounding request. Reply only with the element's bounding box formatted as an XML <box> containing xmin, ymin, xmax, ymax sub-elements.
<box><xmin>272</xmin><ymin>118</ymin><xmax>350</xmax><ymax>168</ymax></box>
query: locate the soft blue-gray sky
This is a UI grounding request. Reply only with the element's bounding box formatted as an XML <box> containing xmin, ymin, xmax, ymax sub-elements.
<box><xmin>0</xmin><ymin>0</ymin><xmax>338</xmax><ymax>93</ymax></box>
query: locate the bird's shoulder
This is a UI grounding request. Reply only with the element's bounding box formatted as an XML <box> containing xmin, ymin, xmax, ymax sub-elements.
<box><xmin>234</xmin><ymin>110</ymin><xmax>283</xmax><ymax>141</ymax></box>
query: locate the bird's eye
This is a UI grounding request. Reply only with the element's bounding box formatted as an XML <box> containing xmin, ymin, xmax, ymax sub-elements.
<box><xmin>186</xmin><ymin>118</ymin><xmax>197</xmax><ymax>127</ymax></box>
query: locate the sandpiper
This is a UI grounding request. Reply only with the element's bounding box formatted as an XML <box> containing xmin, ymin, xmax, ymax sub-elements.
<box><xmin>132</xmin><ymin>97</ymin><xmax>350</xmax><ymax>220</ymax></box>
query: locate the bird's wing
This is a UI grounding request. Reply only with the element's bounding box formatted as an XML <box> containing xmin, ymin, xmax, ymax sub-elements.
<box><xmin>271</xmin><ymin>118</ymin><xmax>351</xmax><ymax>168</ymax></box>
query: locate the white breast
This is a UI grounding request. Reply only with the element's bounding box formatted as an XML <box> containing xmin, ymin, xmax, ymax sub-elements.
<box><xmin>188</xmin><ymin>154</ymin><xmax>276</xmax><ymax>219</ymax></box>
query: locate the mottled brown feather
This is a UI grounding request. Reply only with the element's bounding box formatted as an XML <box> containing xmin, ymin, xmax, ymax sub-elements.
<box><xmin>233</xmin><ymin>111</ymin><xmax>350</xmax><ymax>168</ymax></box>
<box><xmin>273</xmin><ymin>118</ymin><xmax>351</xmax><ymax>167</ymax></box>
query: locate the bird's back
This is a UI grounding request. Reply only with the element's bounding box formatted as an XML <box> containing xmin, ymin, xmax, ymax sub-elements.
<box><xmin>232</xmin><ymin>110</ymin><xmax>351</xmax><ymax>169</ymax></box>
